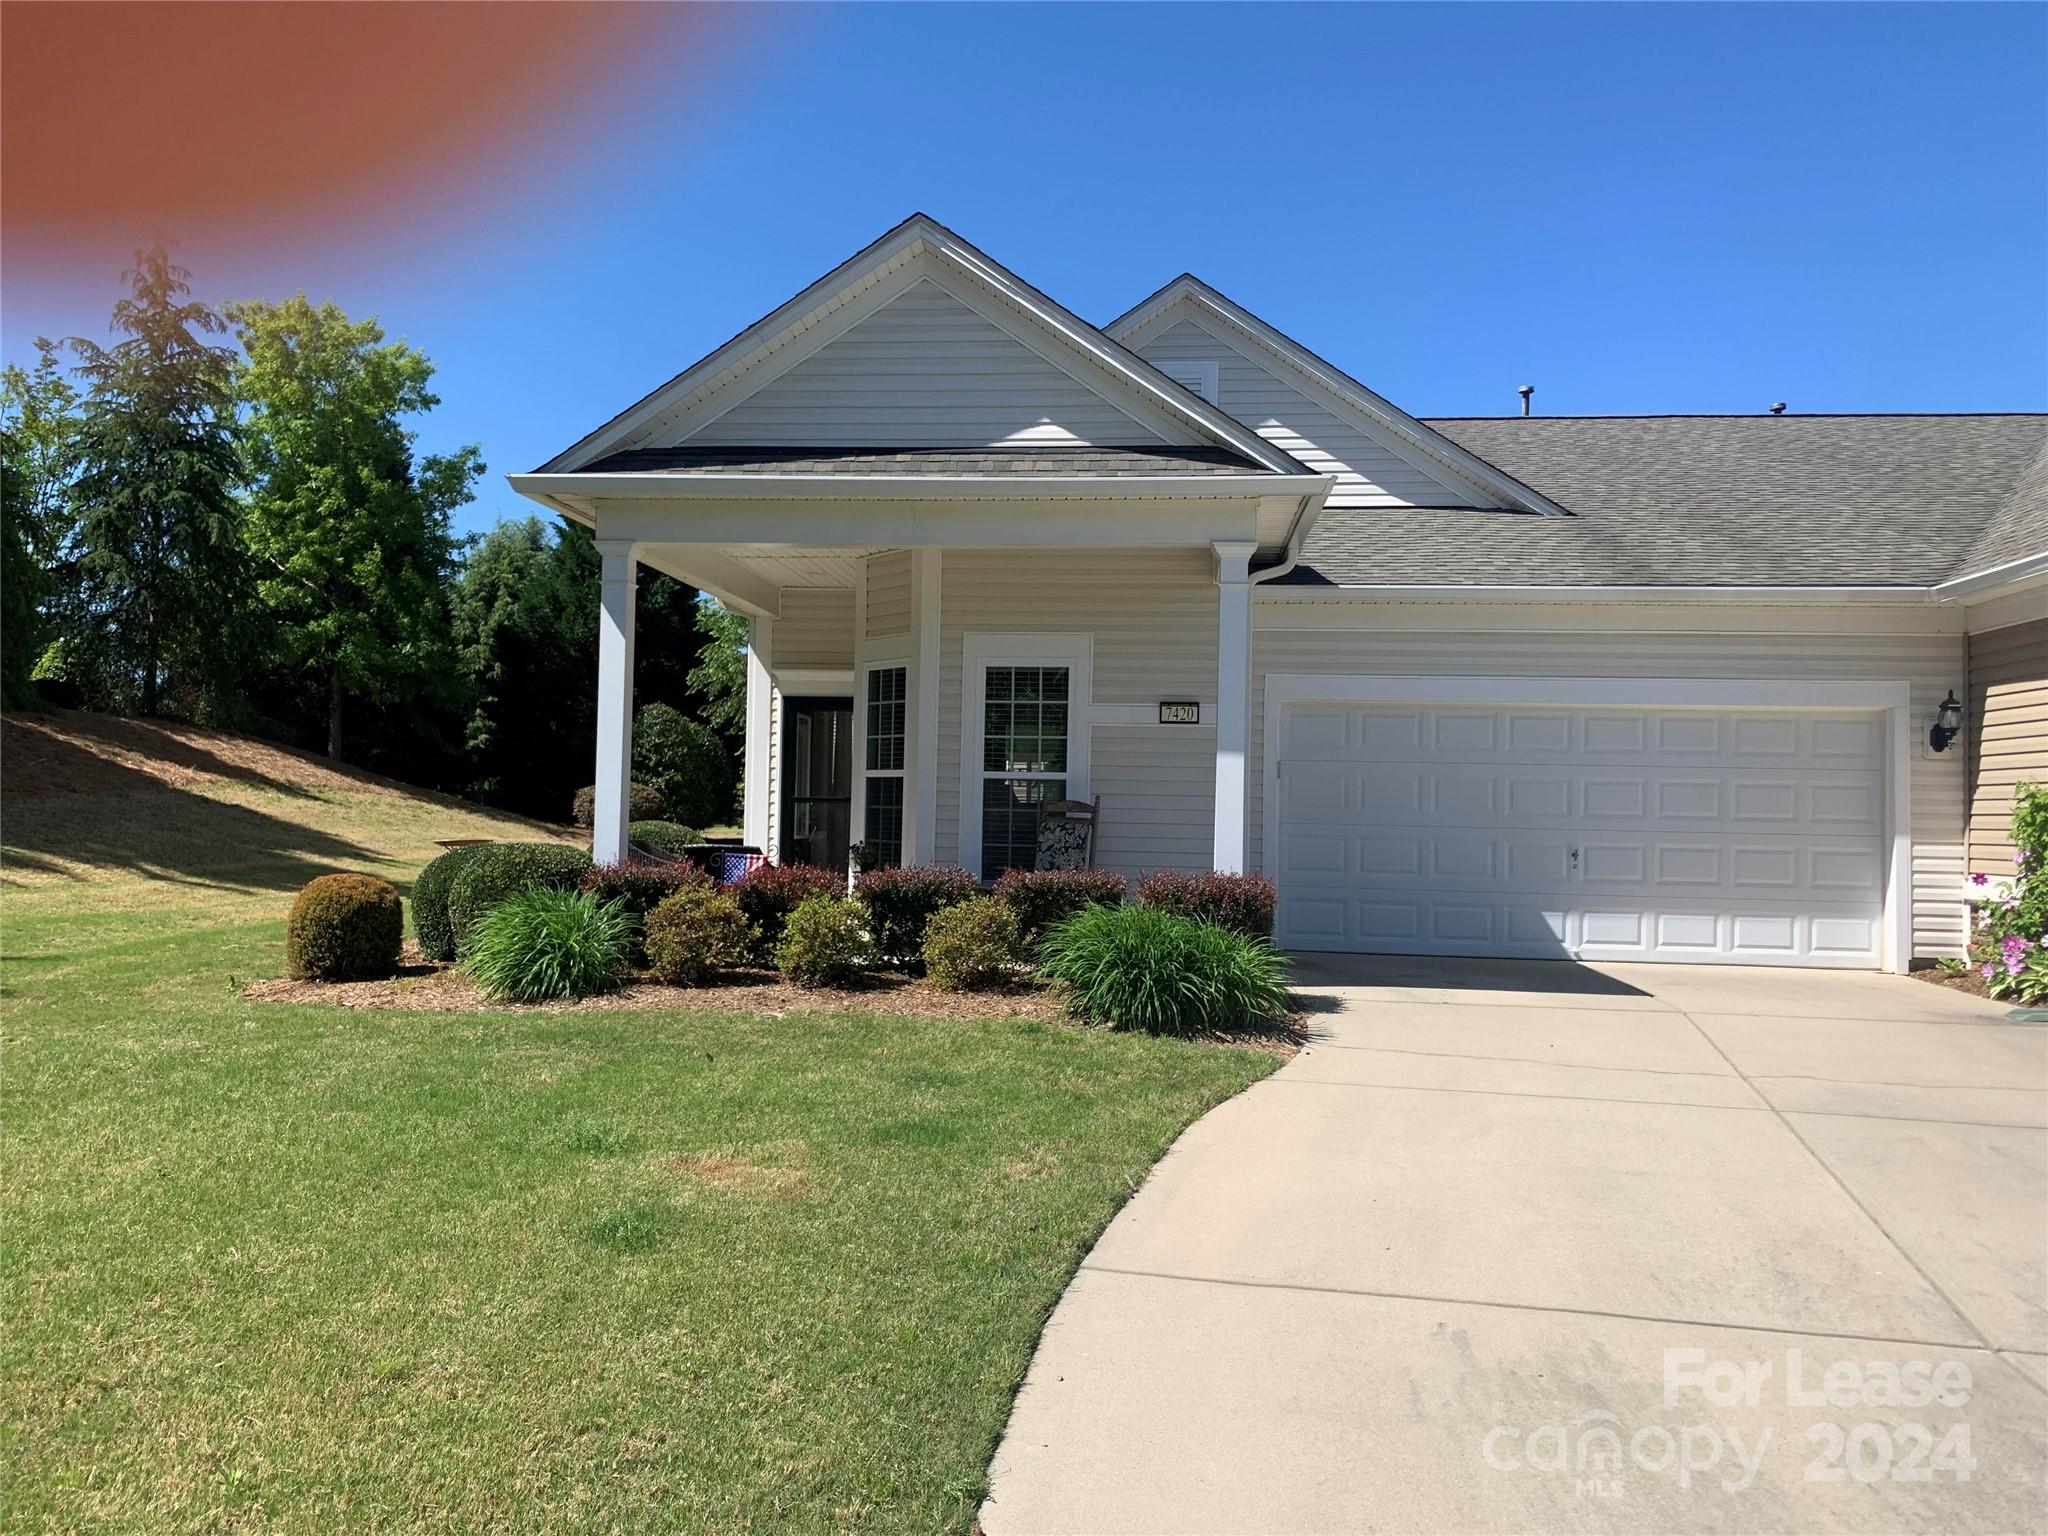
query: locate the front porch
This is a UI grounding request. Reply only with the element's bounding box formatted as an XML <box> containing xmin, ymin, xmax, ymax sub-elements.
<box><xmin>569</xmin><ymin>528</ymin><xmax>1274</xmax><ymax>883</ymax></box>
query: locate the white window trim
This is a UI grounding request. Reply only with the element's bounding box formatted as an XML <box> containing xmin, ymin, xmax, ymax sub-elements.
<box><xmin>856</xmin><ymin>659</ymin><xmax>910</xmax><ymax>866</ymax></box>
<box><xmin>1260</xmin><ymin>674</ymin><xmax>1914</xmax><ymax>973</ymax></box>
<box><xmin>959</xmin><ymin>633</ymin><xmax>1093</xmax><ymax>880</ymax></box>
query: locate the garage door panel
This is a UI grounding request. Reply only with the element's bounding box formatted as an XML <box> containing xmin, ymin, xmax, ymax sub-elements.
<box><xmin>1274</xmin><ymin>701</ymin><xmax>1886</xmax><ymax>968</ymax></box>
<box><xmin>1278</xmin><ymin>706</ymin><xmax>1885</xmax><ymax>770</ymax></box>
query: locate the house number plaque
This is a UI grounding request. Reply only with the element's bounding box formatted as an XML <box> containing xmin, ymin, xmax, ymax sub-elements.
<box><xmin>1158</xmin><ymin>701</ymin><xmax>1200</xmax><ymax>725</ymax></box>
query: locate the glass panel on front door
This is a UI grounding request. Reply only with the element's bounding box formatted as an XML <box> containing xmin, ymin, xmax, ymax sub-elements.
<box><xmin>979</xmin><ymin>665</ymin><xmax>1069</xmax><ymax>875</ymax></box>
<box><xmin>780</xmin><ymin>696</ymin><xmax>852</xmax><ymax>872</ymax></box>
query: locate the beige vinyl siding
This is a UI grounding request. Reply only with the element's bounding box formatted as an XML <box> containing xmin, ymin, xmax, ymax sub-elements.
<box><xmin>936</xmin><ymin>548</ymin><xmax>1218</xmax><ymax>875</ymax></box>
<box><xmin>1134</xmin><ymin>315</ymin><xmax>1479</xmax><ymax>509</ymax></box>
<box><xmin>1250</xmin><ymin>609</ymin><xmax>1970</xmax><ymax>959</ymax></box>
<box><xmin>1967</xmin><ymin>617</ymin><xmax>2048</xmax><ymax>877</ymax></box>
<box><xmin>691</xmin><ymin>279</ymin><xmax>1163</xmax><ymax>448</ymax></box>
<box><xmin>864</xmin><ymin>552</ymin><xmax>911</xmax><ymax>640</ymax></box>
<box><xmin>773</xmin><ymin>590</ymin><xmax>855</xmax><ymax>672</ymax></box>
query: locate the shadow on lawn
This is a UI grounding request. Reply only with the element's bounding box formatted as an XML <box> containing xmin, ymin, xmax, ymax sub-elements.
<box><xmin>1</xmin><ymin>728</ymin><xmax>394</xmax><ymax>895</ymax></box>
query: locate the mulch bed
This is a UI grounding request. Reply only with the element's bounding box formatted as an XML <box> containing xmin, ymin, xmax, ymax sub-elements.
<box><xmin>242</xmin><ymin>946</ymin><xmax>1305</xmax><ymax>1053</ymax></box>
<box><xmin>1908</xmin><ymin>963</ymin><xmax>1994</xmax><ymax>1000</ymax></box>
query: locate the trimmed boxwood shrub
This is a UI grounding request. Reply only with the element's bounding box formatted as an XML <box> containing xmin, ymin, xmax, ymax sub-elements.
<box><xmin>571</xmin><ymin>781</ymin><xmax>664</xmax><ymax>828</ymax></box>
<box><xmin>627</xmin><ymin>820</ymin><xmax>700</xmax><ymax>860</ymax></box>
<box><xmin>775</xmin><ymin>894</ymin><xmax>872</xmax><ymax>988</ymax></box>
<box><xmin>731</xmin><ymin>862</ymin><xmax>844</xmax><ymax>964</ymax></box>
<box><xmin>447</xmin><ymin>843</ymin><xmax>595</xmax><ymax>956</ymax></box>
<box><xmin>923</xmin><ymin>896</ymin><xmax>1025</xmax><ymax>991</ymax></box>
<box><xmin>645</xmin><ymin>884</ymin><xmax>754</xmax><ymax>986</ymax></box>
<box><xmin>1134</xmin><ymin>870</ymin><xmax>1277</xmax><ymax>939</ymax></box>
<box><xmin>1037</xmin><ymin>903</ymin><xmax>1291</xmax><ymax>1034</ymax></box>
<box><xmin>854</xmin><ymin>864</ymin><xmax>977</xmax><ymax>967</ymax></box>
<box><xmin>413</xmin><ymin>843</ymin><xmax>493</xmax><ymax>962</ymax></box>
<box><xmin>993</xmin><ymin>867</ymin><xmax>1127</xmax><ymax>944</ymax></box>
<box><xmin>465</xmin><ymin>888</ymin><xmax>634</xmax><ymax>1003</ymax></box>
<box><xmin>286</xmin><ymin>873</ymin><xmax>403</xmax><ymax>982</ymax></box>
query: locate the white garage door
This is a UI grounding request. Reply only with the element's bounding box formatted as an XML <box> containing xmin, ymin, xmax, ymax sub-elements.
<box><xmin>1274</xmin><ymin>702</ymin><xmax>1887</xmax><ymax>968</ymax></box>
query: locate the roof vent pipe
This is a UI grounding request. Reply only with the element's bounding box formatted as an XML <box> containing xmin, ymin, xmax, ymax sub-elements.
<box><xmin>1518</xmin><ymin>384</ymin><xmax>1534</xmax><ymax>417</ymax></box>
<box><xmin>1770</xmin><ymin>402</ymin><xmax>1787</xmax><ymax>415</ymax></box>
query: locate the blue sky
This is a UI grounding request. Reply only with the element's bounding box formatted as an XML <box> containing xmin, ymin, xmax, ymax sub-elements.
<box><xmin>6</xmin><ymin>2</ymin><xmax>2043</xmax><ymax>539</ymax></box>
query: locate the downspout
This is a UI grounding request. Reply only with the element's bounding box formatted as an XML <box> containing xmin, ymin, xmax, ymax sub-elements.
<box><xmin>1248</xmin><ymin>482</ymin><xmax>1335</xmax><ymax>588</ymax></box>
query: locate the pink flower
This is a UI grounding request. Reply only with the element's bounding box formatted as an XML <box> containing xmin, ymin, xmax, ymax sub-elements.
<box><xmin>1971</xmin><ymin>872</ymin><xmax>1990</xmax><ymax>886</ymax></box>
<box><xmin>1982</xmin><ymin>962</ymin><xmax>1997</xmax><ymax>980</ymax></box>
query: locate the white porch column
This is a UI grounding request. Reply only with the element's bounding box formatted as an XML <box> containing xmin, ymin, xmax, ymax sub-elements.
<box><xmin>592</xmin><ymin>540</ymin><xmax>639</xmax><ymax>866</ymax></box>
<box><xmin>1211</xmin><ymin>541</ymin><xmax>1256</xmax><ymax>874</ymax></box>
<box><xmin>742</xmin><ymin>615</ymin><xmax>775</xmax><ymax>853</ymax></box>
<box><xmin>906</xmin><ymin>549</ymin><xmax>942</xmax><ymax>864</ymax></box>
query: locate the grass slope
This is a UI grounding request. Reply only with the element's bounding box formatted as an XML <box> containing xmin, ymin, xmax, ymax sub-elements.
<box><xmin>1</xmin><ymin>713</ymin><xmax>1275</xmax><ymax>1532</ymax></box>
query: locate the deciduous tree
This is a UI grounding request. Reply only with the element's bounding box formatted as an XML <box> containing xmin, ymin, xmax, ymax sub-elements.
<box><xmin>230</xmin><ymin>294</ymin><xmax>478</xmax><ymax>759</ymax></box>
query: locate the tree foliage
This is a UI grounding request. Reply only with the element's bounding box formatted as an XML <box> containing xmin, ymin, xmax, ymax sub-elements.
<box><xmin>230</xmin><ymin>295</ymin><xmax>477</xmax><ymax>758</ymax></box>
<box><xmin>689</xmin><ymin>599</ymin><xmax>748</xmax><ymax>735</ymax></box>
<box><xmin>60</xmin><ymin>244</ymin><xmax>247</xmax><ymax>713</ymax></box>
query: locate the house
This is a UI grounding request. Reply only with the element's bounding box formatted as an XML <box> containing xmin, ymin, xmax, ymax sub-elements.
<box><xmin>511</xmin><ymin>215</ymin><xmax>2047</xmax><ymax>972</ymax></box>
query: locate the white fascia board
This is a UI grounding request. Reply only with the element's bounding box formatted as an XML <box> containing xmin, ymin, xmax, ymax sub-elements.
<box><xmin>1930</xmin><ymin>548</ymin><xmax>2048</xmax><ymax>604</ymax></box>
<box><xmin>1108</xmin><ymin>276</ymin><xmax>1570</xmax><ymax>518</ymax></box>
<box><xmin>1253</xmin><ymin>583</ymin><xmax>1938</xmax><ymax>606</ymax></box>
<box><xmin>509</xmin><ymin>471</ymin><xmax>1329</xmax><ymax>503</ymax></box>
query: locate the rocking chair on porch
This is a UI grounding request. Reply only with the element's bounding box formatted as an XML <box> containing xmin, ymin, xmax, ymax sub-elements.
<box><xmin>1034</xmin><ymin>798</ymin><xmax>1100</xmax><ymax>871</ymax></box>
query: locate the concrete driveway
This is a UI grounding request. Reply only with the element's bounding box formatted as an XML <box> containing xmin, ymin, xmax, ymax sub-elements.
<box><xmin>982</xmin><ymin>957</ymin><xmax>2048</xmax><ymax>1535</ymax></box>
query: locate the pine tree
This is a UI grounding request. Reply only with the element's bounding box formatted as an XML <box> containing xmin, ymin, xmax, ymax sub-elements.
<box><xmin>62</xmin><ymin>244</ymin><xmax>247</xmax><ymax>714</ymax></box>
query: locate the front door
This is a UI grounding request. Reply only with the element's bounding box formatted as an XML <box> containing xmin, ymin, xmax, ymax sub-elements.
<box><xmin>779</xmin><ymin>696</ymin><xmax>853</xmax><ymax>871</ymax></box>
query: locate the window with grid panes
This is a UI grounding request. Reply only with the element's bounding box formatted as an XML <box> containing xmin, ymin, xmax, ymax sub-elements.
<box><xmin>862</xmin><ymin>666</ymin><xmax>906</xmax><ymax>865</ymax></box>
<box><xmin>978</xmin><ymin>664</ymin><xmax>1068</xmax><ymax>875</ymax></box>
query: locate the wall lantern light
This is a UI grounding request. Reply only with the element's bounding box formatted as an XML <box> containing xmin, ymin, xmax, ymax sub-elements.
<box><xmin>1929</xmin><ymin>690</ymin><xmax>1964</xmax><ymax>754</ymax></box>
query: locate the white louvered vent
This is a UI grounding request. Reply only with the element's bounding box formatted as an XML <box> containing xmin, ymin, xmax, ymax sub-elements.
<box><xmin>1162</xmin><ymin>360</ymin><xmax>1219</xmax><ymax>405</ymax></box>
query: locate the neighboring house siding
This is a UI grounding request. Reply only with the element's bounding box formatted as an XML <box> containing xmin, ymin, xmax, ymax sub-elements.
<box><xmin>1967</xmin><ymin>616</ymin><xmax>2048</xmax><ymax>877</ymax></box>
<box><xmin>935</xmin><ymin>548</ymin><xmax>1218</xmax><ymax>875</ymax></box>
<box><xmin>774</xmin><ymin>590</ymin><xmax>855</xmax><ymax>672</ymax></box>
<box><xmin>1248</xmin><ymin>610</ymin><xmax>1970</xmax><ymax>959</ymax></box>
<box><xmin>864</xmin><ymin>552</ymin><xmax>911</xmax><ymax>640</ymax></box>
<box><xmin>690</xmin><ymin>279</ymin><xmax>1164</xmax><ymax>448</ymax></box>
<box><xmin>1133</xmin><ymin>315</ymin><xmax>1479</xmax><ymax>509</ymax></box>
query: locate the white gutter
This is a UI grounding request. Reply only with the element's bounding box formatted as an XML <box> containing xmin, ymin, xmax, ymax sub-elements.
<box><xmin>1929</xmin><ymin>549</ymin><xmax>2048</xmax><ymax>604</ymax></box>
<box><xmin>1254</xmin><ymin>583</ymin><xmax>1941</xmax><ymax>605</ymax></box>
<box><xmin>508</xmin><ymin>472</ymin><xmax>1332</xmax><ymax>503</ymax></box>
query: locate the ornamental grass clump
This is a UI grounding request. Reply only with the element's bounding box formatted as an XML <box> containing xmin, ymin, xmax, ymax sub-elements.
<box><xmin>922</xmin><ymin>896</ymin><xmax>1025</xmax><ymax>991</ymax></box>
<box><xmin>444</xmin><ymin>843</ymin><xmax>594</xmax><ymax>956</ymax></box>
<box><xmin>464</xmin><ymin>888</ymin><xmax>635</xmax><ymax>1003</ymax></box>
<box><xmin>854</xmin><ymin>864</ymin><xmax>977</xmax><ymax>967</ymax></box>
<box><xmin>774</xmin><ymin>895</ymin><xmax>872</xmax><ymax>988</ymax></box>
<box><xmin>285</xmin><ymin>873</ymin><xmax>404</xmax><ymax>982</ymax></box>
<box><xmin>1037</xmin><ymin>903</ymin><xmax>1291</xmax><ymax>1035</ymax></box>
<box><xmin>644</xmin><ymin>884</ymin><xmax>754</xmax><ymax>986</ymax></box>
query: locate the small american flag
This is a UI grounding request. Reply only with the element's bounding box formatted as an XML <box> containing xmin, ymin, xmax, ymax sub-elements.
<box><xmin>721</xmin><ymin>850</ymin><xmax>768</xmax><ymax>884</ymax></box>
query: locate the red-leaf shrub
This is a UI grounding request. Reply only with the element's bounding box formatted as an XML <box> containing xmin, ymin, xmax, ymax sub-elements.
<box><xmin>731</xmin><ymin>862</ymin><xmax>845</xmax><ymax>963</ymax></box>
<box><xmin>1133</xmin><ymin>870</ymin><xmax>1277</xmax><ymax>939</ymax></box>
<box><xmin>578</xmin><ymin>860</ymin><xmax>710</xmax><ymax>924</ymax></box>
<box><xmin>993</xmin><ymin>867</ymin><xmax>1127</xmax><ymax>943</ymax></box>
<box><xmin>854</xmin><ymin>864</ymin><xmax>977</xmax><ymax>966</ymax></box>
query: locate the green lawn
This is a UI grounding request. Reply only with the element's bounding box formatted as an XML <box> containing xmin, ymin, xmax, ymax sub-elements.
<box><xmin>2</xmin><ymin>719</ymin><xmax>1276</xmax><ymax>1533</ymax></box>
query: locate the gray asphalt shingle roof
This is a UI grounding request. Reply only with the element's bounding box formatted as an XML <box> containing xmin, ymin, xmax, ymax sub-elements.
<box><xmin>1281</xmin><ymin>414</ymin><xmax>2048</xmax><ymax>588</ymax></box>
<box><xmin>578</xmin><ymin>444</ymin><xmax>1274</xmax><ymax>476</ymax></box>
